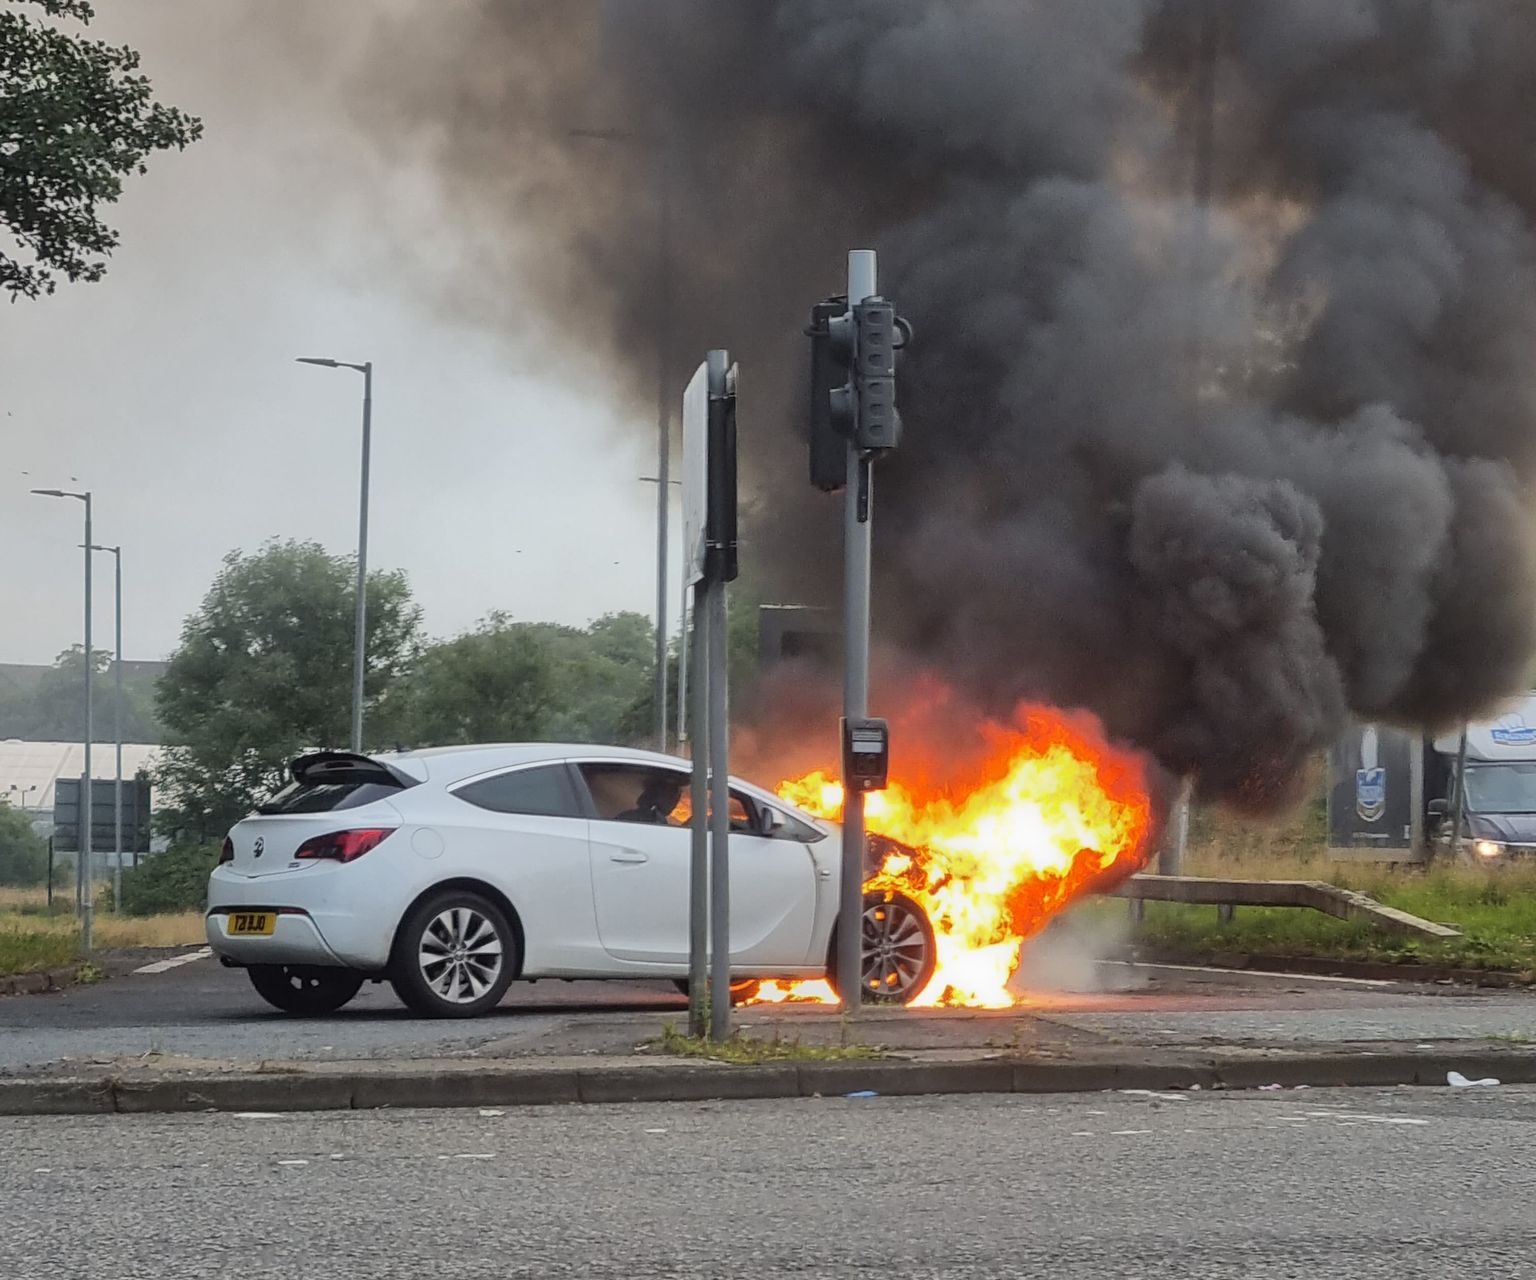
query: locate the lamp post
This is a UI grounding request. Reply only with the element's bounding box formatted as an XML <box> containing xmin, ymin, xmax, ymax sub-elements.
<box><xmin>571</xmin><ymin>127</ymin><xmax>673</xmax><ymax>751</ymax></box>
<box><xmin>88</xmin><ymin>543</ymin><xmax>124</xmax><ymax>908</ymax></box>
<box><xmin>31</xmin><ymin>487</ymin><xmax>94</xmax><ymax>954</ymax></box>
<box><xmin>297</xmin><ymin>357</ymin><xmax>373</xmax><ymax>752</ymax></box>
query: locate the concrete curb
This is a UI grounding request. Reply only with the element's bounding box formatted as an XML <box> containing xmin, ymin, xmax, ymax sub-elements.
<box><xmin>0</xmin><ymin>966</ymin><xmax>81</xmax><ymax>997</ymax></box>
<box><xmin>4</xmin><ymin>1050</ymin><xmax>1535</xmax><ymax>1117</ymax></box>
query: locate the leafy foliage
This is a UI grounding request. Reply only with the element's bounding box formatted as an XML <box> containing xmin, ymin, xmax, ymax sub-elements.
<box><xmin>154</xmin><ymin>540</ymin><xmax>423</xmax><ymax>841</ymax></box>
<box><xmin>118</xmin><ymin>842</ymin><xmax>218</xmax><ymax>916</ymax></box>
<box><xmin>0</xmin><ymin>804</ymin><xmax>48</xmax><ymax>886</ymax></box>
<box><xmin>0</xmin><ymin>0</ymin><xmax>203</xmax><ymax>299</ymax></box>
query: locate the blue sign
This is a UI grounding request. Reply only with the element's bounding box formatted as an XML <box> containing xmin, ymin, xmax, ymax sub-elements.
<box><xmin>1355</xmin><ymin>767</ymin><xmax>1386</xmax><ymax>823</ymax></box>
<box><xmin>1490</xmin><ymin>714</ymin><xmax>1536</xmax><ymax>747</ymax></box>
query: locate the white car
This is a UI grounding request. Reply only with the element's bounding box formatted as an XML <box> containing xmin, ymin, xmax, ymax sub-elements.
<box><xmin>207</xmin><ymin>744</ymin><xmax>938</xmax><ymax>1018</ymax></box>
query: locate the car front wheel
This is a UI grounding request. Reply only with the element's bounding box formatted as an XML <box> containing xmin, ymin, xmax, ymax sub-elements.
<box><xmin>390</xmin><ymin>891</ymin><xmax>518</xmax><ymax>1019</ymax></box>
<box><xmin>248</xmin><ymin>965</ymin><xmax>364</xmax><ymax>1016</ymax></box>
<box><xmin>829</xmin><ymin>889</ymin><xmax>937</xmax><ymax>1006</ymax></box>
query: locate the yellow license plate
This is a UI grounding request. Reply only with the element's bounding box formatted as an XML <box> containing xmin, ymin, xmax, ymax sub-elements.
<box><xmin>227</xmin><ymin>912</ymin><xmax>275</xmax><ymax>937</ymax></box>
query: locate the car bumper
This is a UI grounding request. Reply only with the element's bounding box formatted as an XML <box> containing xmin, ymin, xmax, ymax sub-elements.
<box><xmin>205</xmin><ymin>908</ymin><xmax>346</xmax><ymax>967</ymax></box>
<box><xmin>206</xmin><ymin>864</ymin><xmax>395</xmax><ymax>970</ymax></box>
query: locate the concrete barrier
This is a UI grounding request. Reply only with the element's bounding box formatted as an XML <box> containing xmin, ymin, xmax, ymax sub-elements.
<box><xmin>1108</xmin><ymin>875</ymin><xmax>1461</xmax><ymax>939</ymax></box>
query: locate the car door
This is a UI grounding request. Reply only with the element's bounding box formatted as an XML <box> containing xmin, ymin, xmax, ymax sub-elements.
<box><xmin>581</xmin><ymin>761</ymin><xmax>819</xmax><ymax>968</ymax></box>
<box><xmin>443</xmin><ymin>761</ymin><xmax>600</xmax><ymax>973</ymax></box>
<box><xmin>675</xmin><ymin>788</ymin><xmax>821</xmax><ymax>967</ymax></box>
<box><xmin>581</xmin><ymin>761</ymin><xmax>694</xmax><ymax>965</ymax></box>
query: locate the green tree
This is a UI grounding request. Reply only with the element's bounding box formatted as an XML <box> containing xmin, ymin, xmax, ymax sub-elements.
<box><xmin>0</xmin><ymin>804</ymin><xmax>48</xmax><ymax>886</ymax></box>
<box><xmin>396</xmin><ymin>615</ymin><xmax>557</xmax><ymax>747</ymax></box>
<box><xmin>154</xmin><ymin>541</ymin><xmax>422</xmax><ymax>840</ymax></box>
<box><xmin>544</xmin><ymin>612</ymin><xmax>655</xmax><ymax>744</ymax></box>
<box><xmin>0</xmin><ymin>1</ymin><xmax>202</xmax><ymax>299</ymax></box>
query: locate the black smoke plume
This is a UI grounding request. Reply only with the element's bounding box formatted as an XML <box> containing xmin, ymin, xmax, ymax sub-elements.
<box><xmin>346</xmin><ymin>0</ymin><xmax>1536</xmax><ymax>812</ymax></box>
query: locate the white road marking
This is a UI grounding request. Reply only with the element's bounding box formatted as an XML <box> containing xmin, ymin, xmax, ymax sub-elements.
<box><xmin>1103</xmin><ymin>960</ymin><xmax>1395</xmax><ymax>988</ymax></box>
<box><xmin>277</xmin><ymin>1160</ymin><xmax>309</xmax><ymax>1167</ymax></box>
<box><xmin>1109</xmin><ymin>1129</ymin><xmax>1154</xmax><ymax>1136</ymax></box>
<box><xmin>133</xmin><ymin>947</ymin><xmax>212</xmax><ymax>975</ymax></box>
<box><xmin>1306</xmin><ymin>1111</ymin><xmax>1430</xmax><ymax>1126</ymax></box>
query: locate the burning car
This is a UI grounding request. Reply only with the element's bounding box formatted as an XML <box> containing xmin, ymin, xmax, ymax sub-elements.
<box><xmin>206</xmin><ymin>743</ymin><xmax>940</xmax><ymax>1018</ymax></box>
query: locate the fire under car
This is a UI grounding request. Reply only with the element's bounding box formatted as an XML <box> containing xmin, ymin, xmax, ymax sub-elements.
<box><xmin>207</xmin><ymin>744</ymin><xmax>937</xmax><ymax>1018</ymax></box>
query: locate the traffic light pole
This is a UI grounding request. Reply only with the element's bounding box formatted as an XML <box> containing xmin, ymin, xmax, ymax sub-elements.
<box><xmin>836</xmin><ymin>249</ymin><xmax>879</xmax><ymax>1015</ymax></box>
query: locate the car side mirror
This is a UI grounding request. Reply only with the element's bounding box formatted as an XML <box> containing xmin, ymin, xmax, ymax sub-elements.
<box><xmin>1427</xmin><ymin>798</ymin><xmax>1448</xmax><ymax>818</ymax></box>
<box><xmin>760</xmin><ymin>808</ymin><xmax>785</xmax><ymax>835</ymax></box>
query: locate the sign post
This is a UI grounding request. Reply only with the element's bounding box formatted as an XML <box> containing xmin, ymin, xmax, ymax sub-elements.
<box><xmin>681</xmin><ymin>350</ymin><xmax>739</xmax><ymax>1039</ymax></box>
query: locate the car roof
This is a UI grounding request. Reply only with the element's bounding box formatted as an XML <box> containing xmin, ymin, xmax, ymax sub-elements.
<box><xmin>376</xmin><ymin>742</ymin><xmax>694</xmax><ymax>786</ymax></box>
<box><xmin>373</xmin><ymin>742</ymin><xmax>825</xmax><ymax>823</ymax></box>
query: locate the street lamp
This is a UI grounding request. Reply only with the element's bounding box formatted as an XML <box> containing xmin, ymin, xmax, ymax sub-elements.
<box><xmin>297</xmin><ymin>357</ymin><xmax>373</xmax><ymax>752</ymax></box>
<box><xmin>571</xmin><ymin>127</ymin><xmax>674</xmax><ymax>752</ymax></box>
<box><xmin>88</xmin><ymin>543</ymin><xmax>124</xmax><ymax>909</ymax></box>
<box><xmin>641</xmin><ymin>474</ymin><xmax>687</xmax><ymax>744</ymax></box>
<box><xmin>31</xmin><ymin>486</ymin><xmax>94</xmax><ymax>955</ymax></box>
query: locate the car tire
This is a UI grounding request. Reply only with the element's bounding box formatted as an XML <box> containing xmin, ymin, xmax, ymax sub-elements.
<box><xmin>248</xmin><ymin>965</ymin><xmax>364</xmax><ymax>1016</ymax></box>
<box><xmin>389</xmin><ymin>890</ymin><xmax>518</xmax><ymax>1019</ymax></box>
<box><xmin>828</xmin><ymin>889</ymin><xmax>938</xmax><ymax>1006</ymax></box>
<box><xmin>671</xmin><ymin>978</ymin><xmax>761</xmax><ymax>1006</ymax></box>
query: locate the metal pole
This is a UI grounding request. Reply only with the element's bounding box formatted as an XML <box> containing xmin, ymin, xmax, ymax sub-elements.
<box><xmin>1159</xmin><ymin>782</ymin><xmax>1190</xmax><ymax>875</ymax></box>
<box><xmin>352</xmin><ymin>362</ymin><xmax>373</xmax><ymax>752</ymax></box>
<box><xmin>112</xmin><ymin>547</ymin><xmax>123</xmax><ymax>912</ymax></box>
<box><xmin>704</xmin><ymin>346</ymin><xmax>733</xmax><ymax>1041</ymax></box>
<box><xmin>707</xmin><ymin>572</ymin><xmax>731</xmax><ymax>1042</ymax></box>
<box><xmin>677</xmin><ymin>586</ymin><xmax>691</xmax><ymax>745</ymax></box>
<box><xmin>687</xmin><ymin>581</ymin><xmax>710</xmax><ymax>1039</ymax></box>
<box><xmin>81</xmin><ymin>494</ymin><xmax>93</xmax><ymax>956</ymax></box>
<box><xmin>654</xmin><ymin>149</ymin><xmax>673</xmax><ymax>752</ymax></box>
<box><xmin>1449</xmin><ymin>726</ymin><xmax>1470</xmax><ymax>862</ymax></box>
<box><xmin>837</xmin><ymin>249</ymin><xmax>878</xmax><ymax>1014</ymax></box>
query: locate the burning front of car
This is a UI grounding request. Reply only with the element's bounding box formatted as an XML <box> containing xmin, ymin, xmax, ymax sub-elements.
<box><xmin>750</xmin><ymin>700</ymin><xmax>1161</xmax><ymax>1009</ymax></box>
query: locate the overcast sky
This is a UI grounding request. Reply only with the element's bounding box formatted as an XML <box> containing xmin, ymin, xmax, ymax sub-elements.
<box><xmin>1</xmin><ymin>2</ymin><xmax>672</xmax><ymax>667</ymax></box>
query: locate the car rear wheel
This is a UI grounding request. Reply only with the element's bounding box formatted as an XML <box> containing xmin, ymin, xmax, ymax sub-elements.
<box><xmin>390</xmin><ymin>891</ymin><xmax>518</xmax><ymax>1019</ymax></box>
<box><xmin>248</xmin><ymin>965</ymin><xmax>364</xmax><ymax>1016</ymax></box>
<box><xmin>671</xmin><ymin>978</ymin><xmax>761</xmax><ymax>1006</ymax></box>
<box><xmin>829</xmin><ymin>889</ymin><xmax>937</xmax><ymax>1005</ymax></box>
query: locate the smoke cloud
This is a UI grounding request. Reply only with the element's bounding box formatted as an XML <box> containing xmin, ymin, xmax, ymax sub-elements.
<box><xmin>338</xmin><ymin>1</ymin><xmax>1536</xmax><ymax>812</ymax></box>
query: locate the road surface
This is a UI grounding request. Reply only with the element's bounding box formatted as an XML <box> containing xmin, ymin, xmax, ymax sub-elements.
<box><xmin>3</xmin><ymin>951</ymin><xmax>1534</xmax><ymax>1074</ymax></box>
<box><xmin>2</xmin><ymin>1086</ymin><xmax>1531</xmax><ymax>1278</ymax></box>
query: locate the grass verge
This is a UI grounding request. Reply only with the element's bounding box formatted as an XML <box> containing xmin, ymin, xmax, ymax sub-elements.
<box><xmin>1095</xmin><ymin>856</ymin><xmax>1536</xmax><ymax>976</ymax></box>
<box><xmin>657</xmin><ymin>1024</ymin><xmax>886</xmax><ymax>1064</ymax></box>
<box><xmin>0</xmin><ymin>888</ymin><xmax>205</xmax><ymax>976</ymax></box>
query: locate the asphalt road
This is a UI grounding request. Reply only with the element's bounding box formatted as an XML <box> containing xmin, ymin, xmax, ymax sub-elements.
<box><xmin>2</xmin><ymin>1086</ymin><xmax>1532</xmax><ymax>1278</ymax></box>
<box><xmin>0</xmin><ymin>957</ymin><xmax>690</xmax><ymax>1071</ymax></box>
<box><xmin>4</xmin><ymin>952</ymin><xmax>1535</xmax><ymax>1074</ymax></box>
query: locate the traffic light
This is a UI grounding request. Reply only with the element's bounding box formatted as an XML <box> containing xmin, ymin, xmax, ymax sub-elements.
<box><xmin>806</xmin><ymin>294</ymin><xmax>910</xmax><ymax>490</ymax></box>
<box><xmin>805</xmin><ymin>297</ymin><xmax>848</xmax><ymax>492</ymax></box>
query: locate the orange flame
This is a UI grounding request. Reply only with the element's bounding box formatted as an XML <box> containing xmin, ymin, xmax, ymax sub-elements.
<box><xmin>767</xmin><ymin>705</ymin><xmax>1155</xmax><ymax>1008</ymax></box>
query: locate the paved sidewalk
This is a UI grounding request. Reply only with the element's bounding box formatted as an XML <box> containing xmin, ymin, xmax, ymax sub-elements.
<box><xmin>3</xmin><ymin>962</ymin><xmax>1533</xmax><ymax>1114</ymax></box>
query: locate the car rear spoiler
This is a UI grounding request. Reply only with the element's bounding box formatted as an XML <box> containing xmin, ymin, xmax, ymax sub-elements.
<box><xmin>289</xmin><ymin>751</ymin><xmax>422</xmax><ymax>791</ymax></box>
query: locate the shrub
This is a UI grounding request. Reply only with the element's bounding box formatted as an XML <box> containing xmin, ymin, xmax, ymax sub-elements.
<box><xmin>0</xmin><ymin>807</ymin><xmax>49</xmax><ymax>887</ymax></box>
<box><xmin>119</xmin><ymin>843</ymin><xmax>220</xmax><ymax>916</ymax></box>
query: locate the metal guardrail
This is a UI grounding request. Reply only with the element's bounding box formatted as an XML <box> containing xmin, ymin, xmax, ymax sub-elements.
<box><xmin>1108</xmin><ymin>874</ymin><xmax>1462</xmax><ymax>940</ymax></box>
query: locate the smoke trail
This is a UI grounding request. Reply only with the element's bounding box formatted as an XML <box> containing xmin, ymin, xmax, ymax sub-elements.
<box><xmin>337</xmin><ymin>0</ymin><xmax>1536</xmax><ymax>811</ymax></box>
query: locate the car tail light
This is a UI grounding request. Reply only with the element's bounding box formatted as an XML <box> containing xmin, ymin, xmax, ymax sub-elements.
<box><xmin>219</xmin><ymin>837</ymin><xmax>234</xmax><ymax>865</ymax></box>
<box><xmin>293</xmin><ymin>827</ymin><xmax>396</xmax><ymax>864</ymax></box>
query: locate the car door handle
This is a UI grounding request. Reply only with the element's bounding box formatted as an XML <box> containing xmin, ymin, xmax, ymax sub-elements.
<box><xmin>610</xmin><ymin>851</ymin><xmax>649</xmax><ymax>864</ymax></box>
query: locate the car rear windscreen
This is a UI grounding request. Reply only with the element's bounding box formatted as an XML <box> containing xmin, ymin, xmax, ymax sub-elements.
<box><xmin>257</xmin><ymin>781</ymin><xmax>403</xmax><ymax>815</ymax></box>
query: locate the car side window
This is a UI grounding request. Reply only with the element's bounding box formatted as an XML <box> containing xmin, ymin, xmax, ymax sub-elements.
<box><xmin>579</xmin><ymin>763</ymin><xmax>690</xmax><ymax>827</ymax></box>
<box><xmin>672</xmin><ymin>788</ymin><xmax>758</xmax><ymax>834</ymax></box>
<box><xmin>454</xmin><ymin>765</ymin><xmax>582</xmax><ymax>818</ymax></box>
